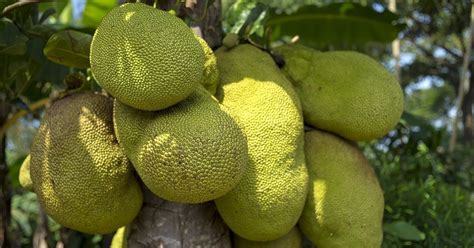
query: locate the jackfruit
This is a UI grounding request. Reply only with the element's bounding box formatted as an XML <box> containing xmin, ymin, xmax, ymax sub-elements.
<box><xmin>113</xmin><ymin>86</ymin><xmax>248</xmax><ymax>204</ymax></box>
<box><xmin>19</xmin><ymin>155</ymin><xmax>34</xmax><ymax>191</ymax></box>
<box><xmin>276</xmin><ymin>45</ymin><xmax>404</xmax><ymax>141</ymax></box>
<box><xmin>214</xmin><ymin>44</ymin><xmax>308</xmax><ymax>241</ymax></box>
<box><xmin>90</xmin><ymin>3</ymin><xmax>204</xmax><ymax>111</ymax></box>
<box><xmin>234</xmin><ymin>227</ymin><xmax>303</xmax><ymax>248</ymax></box>
<box><xmin>196</xmin><ymin>36</ymin><xmax>219</xmax><ymax>95</ymax></box>
<box><xmin>110</xmin><ymin>226</ymin><xmax>128</xmax><ymax>248</ymax></box>
<box><xmin>301</xmin><ymin>130</ymin><xmax>384</xmax><ymax>248</ymax></box>
<box><xmin>30</xmin><ymin>93</ymin><xmax>143</xmax><ymax>234</ymax></box>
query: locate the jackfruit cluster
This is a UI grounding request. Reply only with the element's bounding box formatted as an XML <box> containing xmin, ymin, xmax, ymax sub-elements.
<box><xmin>20</xmin><ymin>2</ymin><xmax>404</xmax><ymax>247</ymax></box>
<box><xmin>274</xmin><ymin>44</ymin><xmax>403</xmax><ymax>248</ymax></box>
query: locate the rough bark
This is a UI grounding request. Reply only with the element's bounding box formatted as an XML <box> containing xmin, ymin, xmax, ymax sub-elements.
<box><xmin>186</xmin><ymin>0</ymin><xmax>224</xmax><ymax>48</ymax></box>
<box><xmin>127</xmin><ymin>186</ymin><xmax>231</xmax><ymax>248</ymax></box>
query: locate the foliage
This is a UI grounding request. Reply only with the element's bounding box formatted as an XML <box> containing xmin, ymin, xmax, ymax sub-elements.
<box><xmin>265</xmin><ymin>3</ymin><xmax>404</xmax><ymax>48</ymax></box>
<box><xmin>1</xmin><ymin>0</ymin><xmax>473</xmax><ymax>247</ymax></box>
<box><xmin>43</xmin><ymin>30</ymin><xmax>92</xmax><ymax>69</ymax></box>
<box><xmin>222</xmin><ymin>0</ymin><xmax>404</xmax><ymax>48</ymax></box>
<box><xmin>363</xmin><ymin>121</ymin><xmax>474</xmax><ymax>246</ymax></box>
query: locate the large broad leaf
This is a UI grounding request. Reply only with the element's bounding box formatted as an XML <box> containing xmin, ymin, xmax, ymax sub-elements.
<box><xmin>383</xmin><ymin>221</ymin><xmax>426</xmax><ymax>241</ymax></box>
<box><xmin>265</xmin><ymin>2</ymin><xmax>404</xmax><ymax>48</ymax></box>
<box><xmin>43</xmin><ymin>30</ymin><xmax>91</xmax><ymax>68</ymax></box>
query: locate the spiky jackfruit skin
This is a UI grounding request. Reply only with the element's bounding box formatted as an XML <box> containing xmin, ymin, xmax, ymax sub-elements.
<box><xmin>301</xmin><ymin>130</ymin><xmax>384</xmax><ymax>248</ymax></box>
<box><xmin>234</xmin><ymin>227</ymin><xmax>303</xmax><ymax>248</ymax></box>
<box><xmin>214</xmin><ymin>44</ymin><xmax>308</xmax><ymax>241</ymax></box>
<box><xmin>30</xmin><ymin>93</ymin><xmax>143</xmax><ymax>234</ymax></box>
<box><xmin>196</xmin><ymin>36</ymin><xmax>219</xmax><ymax>95</ymax></box>
<box><xmin>19</xmin><ymin>155</ymin><xmax>33</xmax><ymax>191</ymax></box>
<box><xmin>276</xmin><ymin>45</ymin><xmax>404</xmax><ymax>141</ymax></box>
<box><xmin>113</xmin><ymin>86</ymin><xmax>248</xmax><ymax>204</ymax></box>
<box><xmin>90</xmin><ymin>3</ymin><xmax>204</xmax><ymax>111</ymax></box>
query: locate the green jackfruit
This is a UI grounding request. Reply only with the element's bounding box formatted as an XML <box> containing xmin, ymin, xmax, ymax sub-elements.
<box><xmin>301</xmin><ymin>130</ymin><xmax>384</xmax><ymax>248</ymax></box>
<box><xmin>276</xmin><ymin>45</ymin><xmax>404</xmax><ymax>141</ymax></box>
<box><xmin>30</xmin><ymin>93</ymin><xmax>143</xmax><ymax>234</ymax></box>
<box><xmin>114</xmin><ymin>86</ymin><xmax>248</xmax><ymax>204</ymax></box>
<box><xmin>234</xmin><ymin>227</ymin><xmax>303</xmax><ymax>248</ymax></box>
<box><xmin>214</xmin><ymin>44</ymin><xmax>308</xmax><ymax>241</ymax></box>
<box><xmin>90</xmin><ymin>3</ymin><xmax>204</xmax><ymax>111</ymax></box>
<box><xmin>196</xmin><ymin>36</ymin><xmax>219</xmax><ymax>95</ymax></box>
<box><xmin>19</xmin><ymin>155</ymin><xmax>34</xmax><ymax>191</ymax></box>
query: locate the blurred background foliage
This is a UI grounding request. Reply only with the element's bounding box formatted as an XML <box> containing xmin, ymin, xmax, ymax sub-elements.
<box><xmin>1</xmin><ymin>0</ymin><xmax>473</xmax><ymax>247</ymax></box>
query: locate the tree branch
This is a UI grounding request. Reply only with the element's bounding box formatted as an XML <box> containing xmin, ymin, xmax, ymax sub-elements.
<box><xmin>2</xmin><ymin>0</ymin><xmax>38</xmax><ymax>16</ymax></box>
<box><xmin>0</xmin><ymin>98</ymin><xmax>49</xmax><ymax>141</ymax></box>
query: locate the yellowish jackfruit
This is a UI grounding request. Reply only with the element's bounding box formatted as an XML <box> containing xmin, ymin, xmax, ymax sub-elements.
<box><xmin>110</xmin><ymin>226</ymin><xmax>128</xmax><ymax>248</ymax></box>
<box><xmin>19</xmin><ymin>155</ymin><xmax>34</xmax><ymax>191</ymax></box>
<box><xmin>30</xmin><ymin>93</ymin><xmax>143</xmax><ymax>234</ymax></box>
<box><xmin>90</xmin><ymin>3</ymin><xmax>204</xmax><ymax>111</ymax></box>
<box><xmin>214</xmin><ymin>44</ymin><xmax>308</xmax><ymax>241</ymax></box>
<box><xmin>113</xmin><ymin>86</ymin><xmax>248</xmax><ymax>204</ymax></box>
<box><xmin>196</xmin><ymin>36</ymin><xmax>219</xmax><ymax>95</ymax></box>
<box><xmin>276</xmin><ymin>45</ymin><xmax>404</xmax><ymax>141</ymax></box>
<box><xmin>301</xmin><ymin>130</ymin><xmax>384</xmax><ymax>248</ymax></box>
<box><xmin>234</xmin><ymin>227</ymin><xmax>303</xmax><ymax>248</ymax></box>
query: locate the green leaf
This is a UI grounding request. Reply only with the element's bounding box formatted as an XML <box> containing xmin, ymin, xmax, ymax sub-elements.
<box><xmin>58</xmin><ymin>0</ymin><xmax>117</xmax><ymax>28</ymax></box>
<box><xmin>58</xmin><ymin>2</ymin><xmax>74</xmax><ymax>25</ymax></box>
<box><xmin>383</xmin><ymin>221</ymin><xmax>426</xmax><ymax>241</ymax></box>
<box><xmin>237</xmin><ymin>2</ymin><xmax>267</xmax><ymax>37</ymax></box>
<box><xmin>80</xmin><ymin>0</ymin><xmax>117</xmax><ymax>28</ymax></box>
<box><xmin>0</xmin><ymin>18</ymin><xmax>28</xmax><ymax>55</ymax></box>
<box><xmin>27</xmin><ymin>24</ymin><xmax>56</xmax><ymax>39</ymax></box>
<box><xmin>265</xmin><ymin>2</ymin><xmax>405</xmax><ymax>48</ymax></box>
<box><xmin>43</xmin><ymin>30</ymin><xmax>91</xmax><ymax>68</ymax></box>
<box><xmin>223</xmin><ymin>0</ymin><xmax>259</xmax><ymax>34</ymax></box>
<box><xmin>1</xmin><ymin>42</ymin><xmax>27</xmax><ymax>55</ymax></box>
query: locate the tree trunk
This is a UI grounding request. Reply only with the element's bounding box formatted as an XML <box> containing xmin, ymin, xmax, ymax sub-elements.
<box><xmin>389</xmin><ymin>0</ymin><xmax>401</xmax><ymax>82</ymax></box>
<box><xmin>124</xmin><ymin>1</ymin><xmax>227</xmax><ymax>247</ymax></box>
<box><xmin>462</xmin><ymin>70</ymin><xmax>473</xmax><ymax>145</ymax></box>
<box><xmin>0</xmin><ymin>101</ymin><xmax>11</xmax><ymax>248</ymax></box>
<box><xmin>126</xmin><ymin>186</ymin><xmax>231</xmax><ymax>248</ymax></box>
<box><xmin>449</xmin><ymin>2</ymin><xmax>474</xmax><ymax>152</ymax></box>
